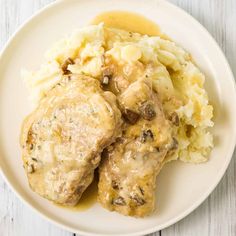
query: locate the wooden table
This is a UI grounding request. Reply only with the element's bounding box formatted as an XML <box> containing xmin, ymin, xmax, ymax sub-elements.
<box><xmin>0</xmin><ymin>0</ymin><xmax>235</xmax><ymax>235</ymax></box>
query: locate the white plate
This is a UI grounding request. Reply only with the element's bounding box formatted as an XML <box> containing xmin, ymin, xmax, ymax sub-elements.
<box><xmin>0</xmin><ymin>0</ymin><xmax>236</xmax><ymax>235</ymax></box>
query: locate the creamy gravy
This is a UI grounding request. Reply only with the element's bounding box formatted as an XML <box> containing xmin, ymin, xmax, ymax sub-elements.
<box><xmin>91</xmin><ymin>11</ymin><xmax>162</xmax><ymax>36</ymax></box>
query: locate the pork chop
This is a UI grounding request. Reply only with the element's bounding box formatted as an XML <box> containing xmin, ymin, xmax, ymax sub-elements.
<box><xmin>20</xmin><ymin>75</ymin><xmax>122</xmax><ymax>206</ymax></box>
<box><xmin>98</xmin><ymin>79</ymin><xmax>176</xmax><ymax>217</ymax></box>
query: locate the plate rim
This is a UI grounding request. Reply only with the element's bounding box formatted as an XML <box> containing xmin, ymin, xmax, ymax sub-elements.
<box><xmin>0</xmin><ymin>0</ymin><xmax>236</xmax><ymax>235</ymax></box>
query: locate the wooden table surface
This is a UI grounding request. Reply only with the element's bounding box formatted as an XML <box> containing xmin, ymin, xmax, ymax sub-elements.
<box><xmin>0</xmin><ymin>0</ymin><xmax>235</xmax><ymax>235</ymax></box>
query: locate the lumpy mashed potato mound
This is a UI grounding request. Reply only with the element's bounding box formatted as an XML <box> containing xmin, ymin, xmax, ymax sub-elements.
<box><xmin>22</xmin><ymin>24</ymin><xmax>214</xmax><ymax>163</ymax></box>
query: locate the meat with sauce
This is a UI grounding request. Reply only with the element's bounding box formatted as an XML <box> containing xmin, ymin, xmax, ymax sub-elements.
<box><xmin>20</xmin><ymin>75</ymin><xmax>122</xmax><ymax>206</ymax></box>
<box><xmin>98</xmin><ymin>79</ymin><xmax>176</xmax><ymax>217</ymax></box>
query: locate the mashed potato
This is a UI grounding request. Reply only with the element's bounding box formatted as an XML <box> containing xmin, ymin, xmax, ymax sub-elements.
<box><xmin>22</xmin><ymin>23</ymin><xmax>214</xmax><ymax>163</ymax></box>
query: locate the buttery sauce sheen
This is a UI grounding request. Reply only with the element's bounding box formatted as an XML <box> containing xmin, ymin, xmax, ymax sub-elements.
<box><xmin>63</xmin><ymin>11</ymin><xmax>161</xmax><ymax>211</ymax></box>
<box><xmin>91</xmin><ymin>11</ymin><xmax>162</xmax><ymax>36</ymax></box>
<box><xmin>56</xmin><ymin>177</ymin><xmax>98</xmax><ymax>211</ymax></box>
